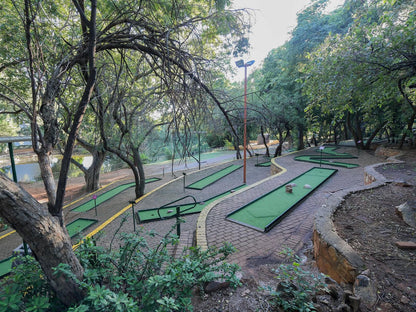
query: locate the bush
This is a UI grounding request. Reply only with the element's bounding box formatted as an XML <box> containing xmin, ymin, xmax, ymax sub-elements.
<box><xmin>1</xmin><ymin>223</ymin><xmax>240</xmax><ymax>311</ymax></box>
<box><xmin>0</xmin><ymin>255</ymin><xmax>65</xmax><ymax>312</ymax></box>
<box><xmin>266</xmin><ymin>248</ymin><xmax>327</xmax><ymax>312</ymax></box>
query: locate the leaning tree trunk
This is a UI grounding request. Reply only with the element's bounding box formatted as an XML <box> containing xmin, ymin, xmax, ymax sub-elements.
<box><xmin>0</xmin><ymin>174</ymin><xmax>85</xmax><ymax>306</ymax></box>
<box><xmin>37</xmin><ymin>151</ymin><xmax>57</xmax><ymax>209</ymax></box>
<box><xmin>132</xmin><ymin>147</ymin><xmax>146</xmax><ymax>198</ymax></box>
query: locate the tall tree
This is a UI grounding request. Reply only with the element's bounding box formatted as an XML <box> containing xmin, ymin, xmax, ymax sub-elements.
<box><xmin>0</xmin><ymin>0</ymin><xmax>249</xmax><ymax>306</ymax></box>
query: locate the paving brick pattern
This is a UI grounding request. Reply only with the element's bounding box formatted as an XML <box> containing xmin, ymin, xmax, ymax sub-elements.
<box><xmin>0</xmin><ymin>147</ymin><xmax>385</xmax><ymax>272</ymax></box>
<box><xmin>101</xmin><ymin>146</ymin><xmax>384</xmax><ymax>272</ymax></box>
<box><xmin>199</xmin><ymin>147</ymin><xmax>384</xmax><ymax>271</ymax></box>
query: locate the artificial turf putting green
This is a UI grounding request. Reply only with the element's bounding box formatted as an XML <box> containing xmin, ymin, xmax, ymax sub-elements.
<box><xmin>255</xmin><ymin>161</ymin><xmax>271</xmax><ymax>167</ymax></box>
<box><xmin>226</xmin><ymin>167</ymin><xmax>337</xmax><ymax>232</ymax></box>
<box><xmin>294</xmin><ymin>155</ymin><xmax>359</xmax><ymax>168</ymax></box>
<box><xmin>66</xmin><ymin>218</ymin><xmax>97</xmax><ymax>238</ymax></box>
<box><xmin>137</xmin><ymin>185</ymin><xmax>246</xmax><ymax>222</ymax></box>
<box><xmin>71</xmin><ymin>177</ymin><xmax>161</xmax><ymax>213</ymax></box>
<box><xmin>0</xmin><ymin>257</ymin><xmax>13</xmax><ymax>278</ymax></box>
<box><xmin>294</xmin><ymin>146</ymin><xmax>359</xmax><ymax>168</ymax></box>
<box><xmin>316</xmin><ymin>146</ymin><xmax>356</xmax><ymax>157</ymax></box>
<box><xmin>185</xmin><ymin>164</ymin><xmax>242</xmax><ymax>190</ymax></box>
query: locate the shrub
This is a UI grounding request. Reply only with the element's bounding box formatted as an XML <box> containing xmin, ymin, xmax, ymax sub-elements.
<box><xmin>266</xmin><ymin>248</ymin><xmax>327</xmax><ymax>312</ymax></box>
<box><xmin>1</xmin><ymin>222</ymin><xmax>240</xmax><ymax>311</ymax></box>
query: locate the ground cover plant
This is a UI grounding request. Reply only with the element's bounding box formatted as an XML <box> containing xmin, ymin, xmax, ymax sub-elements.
<box><xmin>0</xmin><ymin>221</ymin><xmax>240</xmax><ymax>312</ymax></box>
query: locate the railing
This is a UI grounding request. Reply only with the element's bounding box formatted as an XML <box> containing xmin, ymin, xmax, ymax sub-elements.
<box><xmin>156</xmin><ymin>195</ymin><xmax>197</xmax><ymax>236</ymax></box>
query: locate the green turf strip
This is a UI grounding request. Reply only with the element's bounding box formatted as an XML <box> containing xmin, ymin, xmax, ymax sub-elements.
<box><xmin>0</xmin><ymin>257</ymin><xmax>13</xmax><ymax>277</ymax></box>
<box><xmin>294</xmin><ymin>155</ymin><xmax>359</xmax><ymax>168</ymax></box>
<box><xmin>255</xmin><ymin>161</ymin><xmax>271</xmax><ymax>167</ymax></box>
<box><xmin>316</xmin><ymin>146</ymin><xmax>354</xmax><ymax>157</ymax></box>
<box><xmin>138</xmin><ymin>185</ymin><xmax>246</xmax><ymax>222</ymax></box>
<box><xmin>66</xmin><ymin>218</ymin><xmax>97</xmax><ymax>238</ymax></box>
<box><xmin>227</xmin><ymin>167</ymin><xmax>337</xmax><ymax>232</ymax></box>
<box><xmin>185</xmin><ymin>164</ymin><xmax>242</xmax><ymax>190</ymax></box>
<box><xmin>71</xmin><ymin>177</ymin><xmax>161</xmax><ymax>213</ymax></box>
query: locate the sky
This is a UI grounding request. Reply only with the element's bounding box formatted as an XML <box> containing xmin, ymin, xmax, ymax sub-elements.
<box><xmin>231</xmin><ymin>0</ymin><xmax>345</xmax><ymax>80</ymax></box>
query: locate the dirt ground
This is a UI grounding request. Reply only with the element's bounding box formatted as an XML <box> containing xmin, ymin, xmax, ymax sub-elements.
<box><xmin>332</xmin><ymin>153</ymin><xmax>416</xmax><ymax>312</ymax></box>
<box><xmin>193</xmin><ymin>149</ymin><xmax>416</xmax><ymax>312</ymax></box>
<box><xmin>3</xmin><ymin>147</ymin><xmax>416</xmax><ymax>311</ymax></box>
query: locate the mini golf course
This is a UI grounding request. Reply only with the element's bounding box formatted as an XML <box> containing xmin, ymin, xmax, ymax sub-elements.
<box><xmin>185</xmin><ymin>164</ymin><xmax>242</xmax><ymax>190</ymax></box>
<box><xmin>137</xmin><ymin>185</ymin><xmax>246</xmax><ymax>222</ymax></box>
<box><xmin>71</xmin><ymin>177</ymin><xmax>161</xmax><ymax>213</ymax></box>
<box><xmin>0</xmin><ymin>178</ymin><xmax>162</xmax><ymax>277</ymax></box>
<box><xmin>294</xmin><ymin>146</ymin><xmax>359</xmax><ymax>168</ymax></box>
<box><xmin>226</xmin><ymin>167</ymin><xmax>337</xmax><ymax>232</ymax></box>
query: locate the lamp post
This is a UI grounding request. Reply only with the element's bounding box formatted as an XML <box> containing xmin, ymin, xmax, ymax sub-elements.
<box><xmin>235</xmin><ymin>59</ymin><xmax>255</xmax><ymax>184</ymax></box>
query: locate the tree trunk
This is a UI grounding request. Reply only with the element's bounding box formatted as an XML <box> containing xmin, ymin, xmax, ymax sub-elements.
<box><xmin>260</xmin><ymin>126</ymin><xmax>270</xmax><ymax>157</ymax></box>
<box><xmin>132</xmin><ymin>147</ymin><xmax>145</xmax><ymax>198</ymax></box>
<box><xmin>399</xmin><ymin>112</ymin><xmax>416</xmax><ymax>149</ymax></box>
<box><xmin>0</xmin><ymin>174</ymin><xmax>85</xmax><ymax>306</ymax></box>
<box><xmin>37</xmin><ymin>151</ymin><xmax>57</xmax><ymax>209</ymax></box>
<box><xmin>84</xmin><ymin>149</ymin><xmax>106</xmax><ymax>192</ymax></box>
<box><xmin>297</xmin><ymin>126</ymin><xmax>305</xmax><ymax>150</ymax></box>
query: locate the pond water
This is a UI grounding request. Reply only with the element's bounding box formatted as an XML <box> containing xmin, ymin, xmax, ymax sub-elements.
<box><xmin>0</xmin><ymin>155</ymin><xmax>125</xmax><ymax>182</ymax></box>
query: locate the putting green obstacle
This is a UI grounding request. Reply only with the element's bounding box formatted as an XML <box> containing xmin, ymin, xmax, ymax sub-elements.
<box><xmin>294</xmin><ymin>146</ymin><xmax>359</xmax><ymax>168</ymax></box>
<box><xmin>72</xmin><ymin>177</ymin><xmax>161</xmax><ymax>213</ymax></box>
<box><xmin>226</xmin><ymin>167</ymin><xmax>337</xmax><ymax>232</ymax></box>
<box><xmin>0</xmin><ymin>257</ymin><xmax>13</xmax><ymax>278</ymax></box>
<box><xmin>185</xmin><ymin>164</ymin><xmax>242</xmax><ymax>190</ymax></box>
<box><xmin>66</xmin><ymin>218</ymin><xmax>98</xmax><ymax>238</ymax></box>
<box><xmin>255</xmin><ymin>161</ymin><xmax>271</xmax><ymax>167</ymax></box>
<box><xmin>138</xmin><ymin>185</ymin><xmax>246</xmax><ymax>222</ymax></box>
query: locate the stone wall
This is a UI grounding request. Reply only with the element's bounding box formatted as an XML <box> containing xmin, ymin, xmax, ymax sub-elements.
<box><xmin>313</xmin><ymin>159</ymin><xmax>396</xmax><ymax>284</ymax></box>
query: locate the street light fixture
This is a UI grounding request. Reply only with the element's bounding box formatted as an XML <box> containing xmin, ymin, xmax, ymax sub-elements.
<box><xmin>235</xmin><ymin>59</ymin><xmax>255</xmax><ymax>184</ymax></box>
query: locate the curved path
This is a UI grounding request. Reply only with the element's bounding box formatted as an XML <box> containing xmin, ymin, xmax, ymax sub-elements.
<box><xmin>0</xmin><ymin>146</ymin><xmax>385</xmax><ymax>280</ymax></box>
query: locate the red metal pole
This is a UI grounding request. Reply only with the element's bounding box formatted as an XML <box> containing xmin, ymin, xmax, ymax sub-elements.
<box><xmin>243</xmin><ymin>65</ymin><xmax>247</xmax><ymax>184</ymax></box>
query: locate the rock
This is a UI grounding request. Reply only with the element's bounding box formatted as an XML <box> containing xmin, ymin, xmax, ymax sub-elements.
<box><xmin>395</xmin><ymin>241</ymin><xmax>416</xmax><ymax>250</ymax></box>
<box><xmin>395</xmin><ymin>200</ymin><xmax>416</xmax><ymax>228</ymax></box>
<box><xmin>316</xmin><ymin>295</ymin><xmax>330</xmax><ymax>305</ymax></box>
<box><xmin>353</xmin><ymin>274</ymin><xmax>377</xmax><ymax>309</ymax></box>
<box><xmin>374</xmin><ymin>146</ymin><xmax>400</xmax><ymax>158</ymax></box>
<box><xmin>241</xmin><ymin>289</ymin><xmax>250</xmax><ymax>297</ymax></box>
<box><xmin>327</xmin><ymin>284</ymin><xmax>341</xmax><ymax>299</ymax></box>
<box><xmin>257</xmin><ymin>133</ymin><xmax>269</xmax><ymax>145</ymax></box>
<box><xmin>204</xmin><ymin>281</ymin><xmax>230</xmax><ymax>294</ymax></box>
<box><xmin>343</xmin><ymin>289</ymin><xmax>353</xmax><ymax>303</ymax></box>
<box><xmin>335</xmin><ymin>303</ymin><xmax>352</xmax><ymax>312</ymax></box>
<box><xmin>400</xmin><ymin>295</ymin><xmax>410</xmax><ymax>305</ymax></box>
<box><xmin>348</xmin><ymin>295</ymin><xmax>361</xmax><ymax>312</ymax></box>
<box><xmin>393</xmin><ymin>181</ymin><xmax>412</xmax><ymax>187</ymax></box>
<box><xmin>285</xmin><ymin>184</ymin><xmax>293</xmax><ymax>193</ymax></box>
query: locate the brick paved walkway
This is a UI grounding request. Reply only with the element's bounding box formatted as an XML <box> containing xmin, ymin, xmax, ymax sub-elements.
<box><xmin>0</xmin><ymin>146</ymin><xmax>385</xmax><ymax>277</ymax></box>
<box><xmin>96</xmin><ymin>146</ymin><xmax>385</xmax><ymax>275</ymax></box>
<box><xmin>194</xmin><ymin>147</ymin><xmax>384</xmax><ymax>273</ymax></box>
